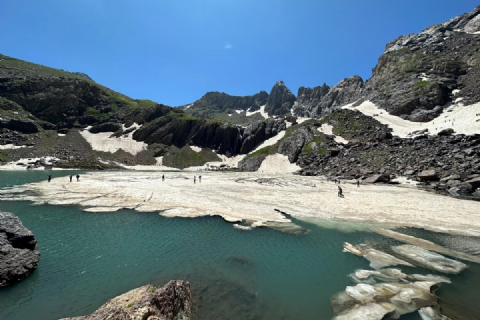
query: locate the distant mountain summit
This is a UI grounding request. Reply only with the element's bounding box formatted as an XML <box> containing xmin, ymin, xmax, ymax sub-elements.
<box><xmin>186</xmin><ymin>5</ymin><xmax>480</xmax><ymax>122</ymax></box>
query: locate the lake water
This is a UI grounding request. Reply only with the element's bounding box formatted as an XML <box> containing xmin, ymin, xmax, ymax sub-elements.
<box><xmin>0</xmin><ymin>171</ymin><xmax>479</xmax><ymax>320</ymax></box>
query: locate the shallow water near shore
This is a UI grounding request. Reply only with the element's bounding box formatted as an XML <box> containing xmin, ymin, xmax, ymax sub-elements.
<box><xmin>0</xmin><ymin>171</ymin><xmax>479</xmax><ymax>320</ymax></box>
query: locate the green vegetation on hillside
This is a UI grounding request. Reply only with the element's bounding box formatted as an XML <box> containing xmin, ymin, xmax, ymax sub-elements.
<box><xmin>0</xmin><ymin>54</ymin><xmax>94</xmax><ymax>81</ymax></box>
<box><xmin>414</xmin><ymin>81</ymin><xmax>429</xmax><ymax>87</ymax></box>
<box><xmin>162</xmin><ymin>145</ymin><xmax>221</xmax><ymax>169</ymax></box>
<box><xmin>302</xmin><ymin>135</ymin><xmax>328</xmax><ymax>156</ymax></box>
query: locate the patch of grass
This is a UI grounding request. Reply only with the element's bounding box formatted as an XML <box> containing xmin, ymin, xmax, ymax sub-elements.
<box><xmin>86</xmin><ymin>107</ymin><xmax>101</xmax><ymax>116</ymax></box>
<box><xmin>414</xmin><ymin>81</ymin><xmax>429</xmax><ymax>88</ymax></box>
<box><xmin>244</xmin><ymin>144</ymin><xmax>279</xmax><ymax>160</ymax></box>
<box><xmin>0</xmin><ymin>54</ymin><xmax>96</xmax><ymax>82</ymax></box>
<box><xmin>148</xmin><ymin>285</ymin><xmax>157</xmax><ymax>293</ymax></box>
<box><xmin>302</xmin><ymin>135</ymin><xmax>328</xmax><ymax>156</ymax></box>
<box><xmin>162</xmin><ymin>145</ymin><xmax>221</xmax><ymax>169</ymax></box>
<box><xmin>127</xmin><ymin>301</ymin><xmax>135</xmax><ymax>308</ymax></box>
<box><xmin>0</xmin><ymin>150</ymin><xmax>12</xmax><ymax>162</ymax></box>
<box><xmin>135</xmin><ymin>99</ymin><xmax>158</xmax><ymax>108</ymax></box>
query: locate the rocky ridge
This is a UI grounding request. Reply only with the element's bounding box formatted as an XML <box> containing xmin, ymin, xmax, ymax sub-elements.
<box><xmin>0</xmin><ymin>211</ymin><xmax>40</xmax><ymax>287</ymax></box>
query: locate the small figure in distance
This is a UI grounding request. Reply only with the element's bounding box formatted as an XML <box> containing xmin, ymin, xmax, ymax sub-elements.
<box><xmin>338</xmin><ymin>186</ymin><xmax>344</xmax><ymax>198</ymax></box>
<box><xmin>334</xmin><ymin>178</ymin><xmax>337</xmax><ymax>184</ymax></box>
<box><xmin>357</xmin><ymin>180</ymin><xmax>360</xmax><ymax>187</ymax></box>
<box><xmin>162</xmin><ymin>174</ymin><xmax>165</xmax><ymax>181</ymax></box>
<box><xmin>194</xmin><ymin>176</ymin><xmax>196</xmax><ymax>184</ymax></box>
<box><xmin>76</xmin><ymin>174</ymin><xmax>80</xmax><ymax>182</ymax></box>
<box><xmin>199</xmin><ymin>175</ymin><xmax>202</xmax><ymax>183</ymax></box>
<box><xmin>47</xmin><ymin>174</ymin><xmax>52</xmax><ymax>183</ymax></box>
<box><xmin>69</xmin><ymin>175</ymin><xmax>73</xmax><ymax>182</ymax></box>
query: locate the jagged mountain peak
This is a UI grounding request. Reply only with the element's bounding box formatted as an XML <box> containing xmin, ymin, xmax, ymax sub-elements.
<box><xmin>264</xmin><ymin>80</ymin><xmax>296</xmax><ymax>117</ymax></box>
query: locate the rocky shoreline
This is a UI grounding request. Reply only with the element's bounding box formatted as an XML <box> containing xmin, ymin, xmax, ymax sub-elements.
<box><xmin>60</xmin><ymin>280</ymin><xmax>192</xmax><ymax>320</ymax></box>
<box><xmin>0</xmin><ymin>211</ymin><xmax>40</xmax><ymax>287</ymax></box>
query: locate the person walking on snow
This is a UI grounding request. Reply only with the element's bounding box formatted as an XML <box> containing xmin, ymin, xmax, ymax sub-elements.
<box><xmin>338</xmin><ymin>186</ymin><xmax>344</xmax><ymax>198</ymax></box>
<box><xmin>194</xmin><ymin>176</ymin><xmax>196</xmax><ymax>184</ymax></box>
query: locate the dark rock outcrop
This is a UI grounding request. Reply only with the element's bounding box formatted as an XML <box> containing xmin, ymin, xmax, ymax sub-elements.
<box><xmin>61</xmin><ymin>281</ymin><xmax>192</xmax><ymax>320</ymax></box>
<box><xmin>278</xmin><ymin>126</ymin><xmax>317</xmax><ymax>163</ymax></box>
<box><xmin>364</xmin><ymin>173</ymin><xmax>391</xmax><ymax>183</ymax></box>
<box><xmin>293</xmin><ymin>76</ymin><xmax>364</xmax><ymax>117</ymax></box>
<box><xmin>238</xmin><ymin>156</ymin><xmax>266</xmax><ymax>171</ymax></box>
<box><xmin>239</xmin><ymin>119</ymin><xmax>286</xmax><ymax>154</ymax></box>
<box><xmin>0</xmin><ymin>118</ymin><xmax>40</xmax><ymax>133</ymax></box>
<box><xmin>265</xmin><ymin>81</ymin><xmax>296</xmax><ymax>116</ymax></box>
<box><xmin>0</xmin><ymin>211</ymin><xmax>40</xmax><ymax>287</ymax></box>
<box><xmin>418</xmin><ymin>169</ymin><xmax>438</xmax><ymax>181</ymax></box>
<box><xmin>89</xmin><ymin>122</ymin><xmax>122</xmax><ymax>133</ymax></box>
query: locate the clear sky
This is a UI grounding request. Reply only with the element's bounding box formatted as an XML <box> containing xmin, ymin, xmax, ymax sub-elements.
<box><xmin>1</xmin><ymin>1</ymin><xmax>478</xmax><ymax>106</ymax></box>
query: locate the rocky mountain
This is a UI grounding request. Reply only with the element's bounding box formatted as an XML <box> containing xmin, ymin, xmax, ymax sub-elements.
<box><xmin>0</xmin><ymin>211</ymin><xmax>40</xmax><ymax>287</ymax></box>
<box><xmin>182</xmin><ymin>90</ymin><xmax>268</xmax><ymax>119</ymax></box>
<box><xmin>0</xmin><ymin>6</ymin><xmax>479</xmax><ymax>193</ymax></box>
<box><xmin>295</xmin><ymin>6</ymin><xmax>480</xmax><ymax>121</ymax></box>
<box><xmin>264</xmin><ymin>80</ymin><xmax>296</xmax><ymax>116</ymax></box>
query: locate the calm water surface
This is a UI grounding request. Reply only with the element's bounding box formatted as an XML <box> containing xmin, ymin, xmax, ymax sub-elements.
<box><xmin>0</xmin><ymin>171</ymin><xmax>478</xmax><ymax>320</ymax></box>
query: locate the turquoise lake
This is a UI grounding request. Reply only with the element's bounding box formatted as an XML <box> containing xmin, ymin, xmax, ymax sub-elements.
<box><xmin>0</xmin><ymin>171</ymin><xmax>479</xmax><ymax>320</ymax></box>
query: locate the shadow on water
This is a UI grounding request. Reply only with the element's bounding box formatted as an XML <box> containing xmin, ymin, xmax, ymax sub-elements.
<box><xmin>0</xmin><ymin>171</ymin><xmax>478</xmax><ymax>319</ymax></box>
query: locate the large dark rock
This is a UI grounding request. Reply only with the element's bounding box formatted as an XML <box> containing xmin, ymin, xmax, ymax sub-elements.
<box><xmin>364</xmin><ymin>174</ymin><xmax>390</xmax><ymax>183</ymax></box>
<box><xmin>418</xmin><ymin>169</ymin><xmax>439</xmax><ymax>181</ymax></box>
<box><xmin>238</xmin><ymin>156</ymin><xmax>266</xmax><ymax>171</ymax></box>
<box><xmin>0</xmin><ymin>211</ymin><xmax>40</xmax><ymax>287</ymax></box>
<box><xmin>0</xmin><ymin>118</ymin><xmax>39</xmax><ymax>133</ymax></box>
<box><xmin>278</xmin><ymin>126</ymin><xmax>317</xmax><ymax>163</ymax></box>
<box><xmin>60</xmin><ymin>280</ymin><xmax>192</xmax><ymax>320</ymax></box>
<box><xmin>265</xmin><ymin>81</ymin><xmax>296</xmax><ymax>116</ymax></box>
<box><xmin>89</xmin><ymin>122</ymin><xmax>122</xmax><ymax>133</ymax></box>
<box><xmin>239</xmin><ymin>119</ymin><xmax>286</xmax><ymax>154</ymax></box>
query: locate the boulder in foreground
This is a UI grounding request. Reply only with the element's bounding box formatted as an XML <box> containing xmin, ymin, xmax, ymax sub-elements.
<box><xmin>0</xmin><ymin>211</ymin><xmax>40</xmax><ymax>287</ymax></box>
<box><xmin>60</xmin><ymin>280</ymin><xmax>192</xmax><ymax>320</ymax></box>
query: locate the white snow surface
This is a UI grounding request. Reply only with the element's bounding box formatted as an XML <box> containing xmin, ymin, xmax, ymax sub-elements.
<box><xmin>235</xmin><ymin>109</ymin><xmax>242</xmax><ymax>114</ymax></box>
<box><xmin>317</xmin><ymin>124</ymin><xmax>349</xmax><ymax>144</ymax></box>
<box><xmin>343</xmin><ymin>100</ymin><xmax>480</xmax><ymax>138</ymax></box>
<box><xmin>0</xmin><ymin>156</ymin><xmax>60</xmax><ymax>170</ymax></box>
<box><xmin>246</xmin><ymin>105</ymin><xmax>269</xmax><ymax>119</ymax></box>
<box><xmin>250</xmin><ymin>131</ymin><xmax>286</xmax><ymax>154</ymax></box>
<box><xmin>80</xmin><ymin>123</ymin><xmax>147</xmax><ymax>155</ymax></box>
<box><xmin>190</xmin><ymin>146</ymin><xmax>202</xmax><ymax>153</ymax></box>
<box><xmin>258</xmin><ymin>154</ymin><xmax>301</xmax><ymax>173</ymax></box>
<box><xmin>296</xmin><ymin>117</ymin><xmax>312</xmax><ymax>124</ymax></box>
<box><xmin>259</xmin><ymin>105</ymin><xmax>269</xmax><ymax>119</ymax></box>
<box><xmin>0</xmin><ymin>144</ymin><xmax>28</xmax><ymax>150</ymax></box>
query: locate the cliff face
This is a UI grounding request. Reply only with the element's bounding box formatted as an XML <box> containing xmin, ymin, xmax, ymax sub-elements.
<box><xmin>293</xmin><ymin>76</ymin><xmax>364</xmax><ymax>117</ymax></box>
<box><xmin>0</xmin><ymin>211</ymin><xmax>40</xmax><ymax>287</ymax></box>
<box><xmin>264</xmin><ymin>81</ymin><xmax>296</xmax><ymax>116</ymax></box>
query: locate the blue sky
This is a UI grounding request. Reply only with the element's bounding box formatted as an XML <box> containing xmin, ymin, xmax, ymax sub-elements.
<box><xmin>1</xmin><ymin>1</ymin><xmax>478</xmax><ymax>106</ymax></box>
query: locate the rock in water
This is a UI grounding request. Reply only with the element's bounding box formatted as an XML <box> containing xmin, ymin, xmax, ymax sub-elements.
<box><xmin>60</xmin><ymin>280</ymin><xmax>192</xmax><ymax>320</ymax></box>
<box><xmin>0</xmin><ymin>211</ymin><xmax>40</xmax><ymax>287</ymax></box>
<box><xmin>392</xmin><ymin>245</ymin><xmax>468</xmax><ymax>274</ymax></box>
<box><xmin>418</xmin><ymin>307</ymin><xmax>452</xmax><ymax>320</ymax></box>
